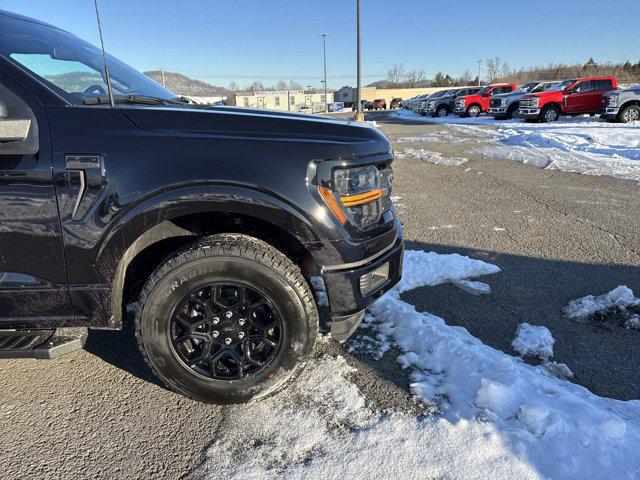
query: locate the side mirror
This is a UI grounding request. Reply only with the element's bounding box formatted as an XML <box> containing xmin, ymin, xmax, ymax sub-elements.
<box><xmin>0</xmin><ymin>95</ymin><xmax>39</xmax><ymax>156</ymax></box>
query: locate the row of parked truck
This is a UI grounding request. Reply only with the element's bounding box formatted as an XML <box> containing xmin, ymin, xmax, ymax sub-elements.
<box><xmin>403</xmin><ymin>76</ymin><xmax>640</xmax><ymax>123</ymax></box>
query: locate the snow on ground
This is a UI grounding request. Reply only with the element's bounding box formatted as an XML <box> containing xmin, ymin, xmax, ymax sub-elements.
<box><xmin>565</xmin><ymin>285</ymin><xmax>640</xmax><ymax>329</ymax></box>
<box><xmin>395</xmin><ymin>148</ymin><xmax>468</xmax><ymax>166</ymax></box>
<box><xmin>205</xmin><ymin>251</ymin><xmax>640</xmax><ymax>479</ymax></box>
<box><xmin>511</xmin><ymin>323</ymin><xmax>555</xmax><ymax>360</ymax></box>
<box><xmin>392</xmin><ymin>109</ymin><xmax>640</xmax><ymax>182</ymax></box>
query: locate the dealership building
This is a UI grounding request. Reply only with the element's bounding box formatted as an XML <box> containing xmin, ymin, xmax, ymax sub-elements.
<box><xmin>228</xmin><ymin>90</ymin><xmax>335</xmax><ymax>112</ymax></box>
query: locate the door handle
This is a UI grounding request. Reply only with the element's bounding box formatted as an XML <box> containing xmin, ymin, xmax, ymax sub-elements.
<box><xmin>65</xmin><ymin>155</ymin><xmax>106</xmax><ymax>221</ymax></box>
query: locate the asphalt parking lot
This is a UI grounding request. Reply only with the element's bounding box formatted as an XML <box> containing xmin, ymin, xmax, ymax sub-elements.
<box><xmin>1</xmin><ymin>110</ymin><xmax>639</xmax><ymax>479</ymax></box>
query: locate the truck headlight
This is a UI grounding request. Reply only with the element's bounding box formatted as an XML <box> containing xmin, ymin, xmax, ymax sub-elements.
<box><xmin>607</xmin><ymin>95</ymin><xmax>618</xmax><ymax>107</ymax></box>
<box><xmin>455</xmin><ymin>99</ymin><xmax>465</xmax><ymax>108</ymax></box>
<box><xmin>500</xmin><ymin>99</ymin><xmax>508</xmax><ymax>106</ymax></box>
<box><xmin>427</xmin><ymin>101</ymin><xmax>435</xmax><ymax>108</ymax></box>
<box><xmin>318</xmin><ymin>165</ymin><xmax>393</xmax><ymax>229</ymax></box>
<box><xmin>530</xmin><ymin>97</ymin><xmax>539</xmax><ymax>107</ymax></box>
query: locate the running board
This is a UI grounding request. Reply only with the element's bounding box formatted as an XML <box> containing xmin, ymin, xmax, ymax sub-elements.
<box><xmin>0</xmin><ymin>328</ymin><xmax>88</xmax><ymax>359</ymax></box>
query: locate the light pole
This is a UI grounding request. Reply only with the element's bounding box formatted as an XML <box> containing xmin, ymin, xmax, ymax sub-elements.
<box><xmin>355</xmin><ymin>0</ymin><xmax>363</xmax><ymax>121</ymax></box>
<box><xmin>321</xmin><ymin>33</ymin><xmax>330</xmax><ymax>112</ymax></box>
<box><xmin>477</xmin><ymin>59</ymin><xmax>483</xmax><ymax>86</ymax></box>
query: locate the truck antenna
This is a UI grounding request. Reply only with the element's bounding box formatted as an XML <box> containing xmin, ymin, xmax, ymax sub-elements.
<box><xmin>92</xmin><ymin>0</ymin><xmax>115</xmax><ymax>107</ymax></box>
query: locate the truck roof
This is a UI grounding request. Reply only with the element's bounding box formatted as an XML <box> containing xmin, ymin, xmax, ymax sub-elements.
<box><xmin>0</xmin><ymin>9</ymin><xmax>64</xmax><ymax>31</ymax></box>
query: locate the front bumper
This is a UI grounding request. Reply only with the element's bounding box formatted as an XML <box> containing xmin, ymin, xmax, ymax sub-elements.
<box><xmin>600</xmin><ymin>106</ymin><xmax>619</xmax><ymax>119</ymax></box>
<box><xmin>453</xmin><ymin>106</ymin><xmax>466</xmax><ymax>114</ymax></box>
<box><xmin>323</xmin><ymin>230</ymin><xmax>404</xmax><ymax>342</ymax></box>
<box><xmin>518</xmin><ymin>108</ymin><xmax>541</xmax><ymax>119</ymax></box>
<box><xmin>488</xmin><ymin>107</ymin><xmax>507</xmax><ymax>114</ymax></box>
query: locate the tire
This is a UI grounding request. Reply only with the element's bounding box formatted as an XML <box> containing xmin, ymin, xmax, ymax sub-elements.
<box><xmin>135</xmin><ymin>234</ymin><xmax>318</xmax><ymax>404</ymax></box>
<box><xmin>435</xmin><ymin>105</ymin><xmax>449</xmax><ymax>118</ymax></box>
<box><xmin>539</xmin><ymin>105</ymin><xmax>560</xmax><ymax>123</ymax></box>
<box><xmin>506</xmin><ymin>104</ymin><xmax>519</xmax><ymax>120</ymax></box>
<box><xmin>467</xmin><ymin>105</ymin><xmax>481</xmax><ymax>118</ymax></box>
<box><xmin>618</xmin><ymin>104</ymin><xmax>640</xmax><ymax>123</ymax></box>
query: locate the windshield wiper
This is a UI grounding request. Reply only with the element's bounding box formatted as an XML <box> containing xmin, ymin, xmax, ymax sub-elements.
<box><xmin>83</xmin><ymin>95</ymin><xmax>172</xmax><ymax>106</ymax></box>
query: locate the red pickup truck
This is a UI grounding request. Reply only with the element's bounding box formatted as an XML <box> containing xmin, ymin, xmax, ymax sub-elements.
<box><xmin>518</xmin><ymin>76</ymin><xmax>617</xmax><ymax>123</ymax></box>
<box><xmin>454</xmin><ymin>83</ymin><xmax>516</xmax><ymax>117</ymax></box>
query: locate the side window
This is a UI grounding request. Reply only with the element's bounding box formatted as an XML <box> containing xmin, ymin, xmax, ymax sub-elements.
<box><xmin>573</xmin><ymin>81</ymin><xmax>593</xmax><ymax>93</ymax></box>
<box><xmin>595</xmin><ymin>79</ymin><xmax>613</xmax><ymax>91</ymax></box>
<box><xmin>0</xmin><ymin>80</ymin><xmax>39</xmax><ymax>155</ymax></box>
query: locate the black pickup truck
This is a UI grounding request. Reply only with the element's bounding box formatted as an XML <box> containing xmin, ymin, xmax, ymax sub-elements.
<box><xmin>0</xmin><ymin>10</ymin><xmax>403</xmax><ymax>404</ymax></box>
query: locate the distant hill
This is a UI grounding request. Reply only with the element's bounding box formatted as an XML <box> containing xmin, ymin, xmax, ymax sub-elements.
<box><xmin>144</xmin><ymin>70</ymin><xmax>230</xmax><ymax>97</ymax></box>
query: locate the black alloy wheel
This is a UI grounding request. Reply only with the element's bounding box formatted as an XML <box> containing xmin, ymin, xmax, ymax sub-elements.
<box><xmin>170</xmin><ymin>283</ymin><xmax>282</xmax><ymax>380</ymax></box>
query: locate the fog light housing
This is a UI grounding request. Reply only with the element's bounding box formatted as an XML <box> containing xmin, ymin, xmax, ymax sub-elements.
<box><xmin>360</xmin><ymin>262</ymin><xmax>389</xmax><ymax>295</ymax></box>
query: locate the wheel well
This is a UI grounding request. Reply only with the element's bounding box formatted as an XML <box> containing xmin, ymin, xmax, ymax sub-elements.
<box><xmin>507</xmin><ymin>102</ymin><xmax>519</xmax><ymax>111</ymax></box>
<box><xmin>468</xmin><ymin>103</ymin><xmax>482</xmax><ymax>110</ymax></box>
<box><xmin>620</xmin><ymin>100</ymin><xmax>640</xmax><ymax>110</ymax></box>
<box><xmin>542</xmin><ymin>102</ymin><xmax>562</xmax><ymax>112</ymax></box>
<box><xmin>118</xmin><ymin>212</ymin><xmax>317</xmax><ymax>322</ymax></box>
<box><xmin>437</xmin><ymin>104</ymin><xmax>451</xmax><ymax>112</ymax></box>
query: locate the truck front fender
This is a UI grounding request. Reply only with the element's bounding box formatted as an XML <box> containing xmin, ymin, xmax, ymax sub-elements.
<box><xmin>100</xmin><ymin>184</ymin><xmax>323</xmax><ymax>327</ymax></box>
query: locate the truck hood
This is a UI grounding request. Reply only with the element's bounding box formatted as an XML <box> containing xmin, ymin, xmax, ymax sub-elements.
<box><xmin>457</xmin><ymin>94</ymin><xmax>481</xmax><ymax>104</ymax></box>
<box><xmin>524</xmin><ymin>90</ymin><xmax>564</xmax><ymax>101</ymax></box>
<box><xmin>120</xmin><ymin>105</ymin><xmax>390</xmax><ymax>159</ymax></box>
<box><xmin>492</xmin><ymin>91</ymin><xmax>524</xmax><ymax>100</ymax></box>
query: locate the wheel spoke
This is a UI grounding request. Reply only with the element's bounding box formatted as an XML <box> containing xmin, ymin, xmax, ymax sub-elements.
<box><xmin>174</xmin><ymin>332</ymin><xmax>209</xmax><ymax>344</ymax></box>
<box><xmin>243</xmin><ymin>340</ymin><xmax>263</xmax><ymax>366</ymax></box>
<box><xmin>249</xmin><ymin>334</ymin><xmax>277</xmax><ymax>348</ymax></box>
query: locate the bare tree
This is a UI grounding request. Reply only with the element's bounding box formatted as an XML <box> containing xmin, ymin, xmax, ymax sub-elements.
<box><xmin>404</xmin><ymin>69</ymin><xmax>426</xmax><ymax>87</ymax></box>
<box><xmin>274</xmin><ymin>80</ymin><xmax>288</xmax><ymax>91</ymax></box>
<box><xmin>288</xmin><ymin>80</ymin><xmax>303</xmax><ymax>91</ymax></box>
<box><xmin>457</xmin><ymin>70</ymin><xmax>473</xmax><ymax>86</ymax></box>
<box><xmin>247</xmin><ymin>81</ymin><xmax>265</xmax><ymax>91</ymax></box>
<box><xmin>485</xmin><ymin>57</ymin><xmax>511</xmax><ymax>83</ymax></box>
<box><xmin>228</xmin><ymin>81</ymin><xmax>239</xmax><ymax>92</ymax></box>
<box><xmin>387</xmin><ymin>64</ymin><xmax>406</xmax><ymax>85</ymax></box>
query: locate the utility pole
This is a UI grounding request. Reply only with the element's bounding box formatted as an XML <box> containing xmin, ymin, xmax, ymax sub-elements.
<box><xmin>355</xmin><ymin>0</ymin><xmax>363</xmax><ymax>121</ymax></box>
<box><xmin>321</xmin><ymin>34</ymin><xmax>330</xmax><ymax>113</ymax></box>
<box><xmin>161</xmin><ymin>68</ymin><xmax>166</xmax><ymax>87</ymax></box>
<box><xmin>477</xmin><ymin>60</ymin><xmax>483</xmax><ymax>86</ymax></box>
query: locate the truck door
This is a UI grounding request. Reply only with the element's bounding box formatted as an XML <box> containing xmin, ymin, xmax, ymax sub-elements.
<box><xmin>565</xmin><ymin>81</ymin><xmax>598</xmax><ymax>113</ymax></box>
<box><xmin>0</xmin><ymin>73</ymin><xmax>72</xmax><ymax>324</ymax></box>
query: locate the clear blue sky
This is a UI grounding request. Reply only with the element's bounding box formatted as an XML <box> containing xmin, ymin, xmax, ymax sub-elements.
<box><xmin>2</xmin><ymin>0</ymin><xmax>638</xmax><ymax>89</ymax></box>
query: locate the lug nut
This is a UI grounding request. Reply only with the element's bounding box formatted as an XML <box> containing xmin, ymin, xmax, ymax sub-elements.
<box><xmin>212</xmin><ymin>317</ymin><xmax>220</xmax><ymax>325</ymax></box>
<box><xmin>212</xmin><ymin>331</ymin><xmax>219</xmax><ymax>338</ymax></box>
<box><xmin>224</xmin><ymin>338</ymin><xmax>232</xmax><ymax>345</ymax></box>
<box><xmin>225</xmin><ymin>311</ymin><xmax>233</xmax><ymax>319</ymax></box>
<box><xmin>238</xmin><ymin>318</ymin><xmax>246</xmax><ymax>326</ymax></box>
<box><xmin>238</xmin><ymin>332</ymin><xmax>245</xmax><ymax>339</ymax></box>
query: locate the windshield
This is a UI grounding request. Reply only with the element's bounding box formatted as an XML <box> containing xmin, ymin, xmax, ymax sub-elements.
<box><xmin>517</xmin><ymin>82</ymin><xmax>539</xmax><ymax>93</ymax></box>
<box><xmin>547</xmin><ymin>80</ymin><xmax>575</xmax><ymax>92</ymax></box>
<box><xmin>476</xmin><ymin>86</ymin><xmax>490</xmax><ymax>95</ymax></box>
<box><xmin>0</xmin><ymin>16</ymin><xmax>176</xmax><ymax>104</ymax></box>
<box><xmin>431</xmin><ymin>90</ymin><xmax>449</xmax><ymax>98</ymax></box>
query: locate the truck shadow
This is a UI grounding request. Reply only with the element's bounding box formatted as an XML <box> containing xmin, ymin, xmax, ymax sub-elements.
<box><xmin>86</xmin><ymin>240</ymin><xmax>640</xmax><ymax>401</ymax></box>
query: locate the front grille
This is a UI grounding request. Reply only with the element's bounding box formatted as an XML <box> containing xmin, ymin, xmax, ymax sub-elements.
<box><xmin>519</xmin><ymin>98</ymin><xmax>537</xmax><ymax>108</ymax></box>
<box><xmin>489</xmin><ymin>98</ymin><xmax>502</xmax><ymax>108</ymax></box>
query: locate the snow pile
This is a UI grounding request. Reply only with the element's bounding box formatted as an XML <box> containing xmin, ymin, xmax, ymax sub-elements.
<box><xmin>204</xmin><ymin>355</ymin><xmax>541</xmax><ymax>480</ymax></box>
<box><xmin>366</xmin><ymin>251</ymin><xmax>640</xmax><ymax>479</ymax></box>
<box><xmin>475</xmin><ymin>120</ymin><xmax>640</xmax><ymax>181</ymax></box>
<box><xmin>204</xmin><ymin>251</ymin><xmax>640</xmax><ymax>479</ymax></box>
<box><xmin>565</xmin><ymin>285</ymin><xmax>640</xmax><ymax>329</ymax></box>
<box><xmin>392</xmin><ymin>109</ymin><xmax>640</xmax><ymax>181</ymax></box>
<box><xmin>511</xmin><ymin>323</ymin><xmax>555</xmax><ymax>360</ymax></box>
<box><xmin>395</xmin><ymin>148</ymin><xmax>467</xmax><ymax>166</ymax></box>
